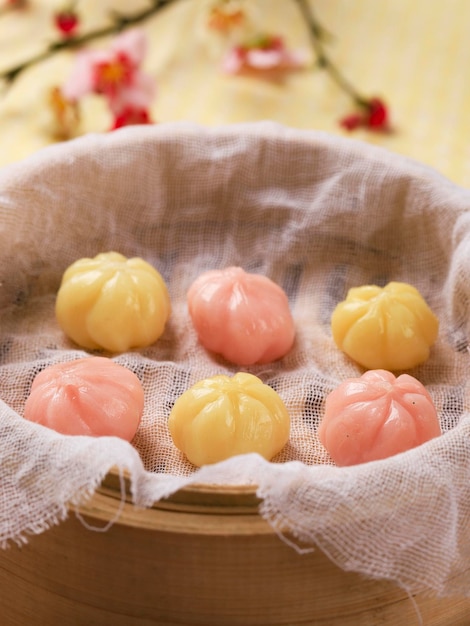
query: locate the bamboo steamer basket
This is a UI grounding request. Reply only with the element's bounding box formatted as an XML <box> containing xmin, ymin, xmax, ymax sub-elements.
<box><xmin>1</xmin><ymin>468</ymin><xmax>469</xmax><ymax>626</ymax></box>
<box><xmin>1</xmin><ymin>125</ymin><xmax>469</xmax><ymax>626</ymax></box>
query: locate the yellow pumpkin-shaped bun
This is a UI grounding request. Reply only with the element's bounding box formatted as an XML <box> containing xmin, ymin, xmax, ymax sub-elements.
<box><xmin>331</xmin><ymin>281</ymin><xmax>438</xmax><ymax>370</ymax></box>
<box><xmin>168</xmin><ymin>373</ymin><xmax>290</xmax><ymax>467</ymax></box>
<box><xmin>56</xmin><ymin>251</ymin><xmax>171</xmax><ymax>352</ymax></box>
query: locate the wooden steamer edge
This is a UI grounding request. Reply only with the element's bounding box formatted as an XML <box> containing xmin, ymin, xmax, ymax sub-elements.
<box><xmin>1</xmin><ymin>468</ymin><xmax>470</xmax><ymax>625</ymax></box>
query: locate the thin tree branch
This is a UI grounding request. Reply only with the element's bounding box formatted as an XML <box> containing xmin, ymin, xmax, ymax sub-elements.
<box><xmin>0</xmin><ymin>0</ymin><xmax>176</xmax><ymax>85</ymax></box>
<box><xmin>294</xmin><ymin>0</ymin><xmax>369</xmax><ymax>107</ymax></box>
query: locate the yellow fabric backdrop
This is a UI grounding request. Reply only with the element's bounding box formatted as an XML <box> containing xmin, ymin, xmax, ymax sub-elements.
<box><xmin>0</xmin><ymin>0</ymin><xmax>469</xmax><ymax>187</ymax></box>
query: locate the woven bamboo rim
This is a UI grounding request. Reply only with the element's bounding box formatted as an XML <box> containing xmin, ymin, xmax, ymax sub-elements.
<box><xmin>3</xmin><ymin>468</ymin><xmax>470</xmax><ymax>625</ymax></box>
<box><xmin>99</xmin><ymin>466</ymin><xmax>262</xmax><ymax>515</ymax></box>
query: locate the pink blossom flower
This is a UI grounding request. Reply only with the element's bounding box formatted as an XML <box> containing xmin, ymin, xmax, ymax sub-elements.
<box><xmin>207</xmin><ymin>5</ymin><xmax>245</xmax><ymax>32</ymax></box>
<box><xmin>54</xmin><ymin>7</ymin><xmax>80</xmax><ymax>38</ymax></box>
<box><xmin>49</xmin><ymin>86</ymin><xmax>80</xmax><ymax>139</ymax></box>
<box><xmin>222</xmin><ymin>34</ymin><xmax>307</xmax><ymax>77</ymax></box>
<box><xmin>111</xmin><ymin>106</ymin><xmax>151</xmax><ymax>130</ymax></box>
<box><xmin>340</xmin><ymin>97</ymin><xmax>390</xmax><ymax>132</ymax></box>
<box><xmin>62</xmin><ymin>29</ymin><xmax>155</xmax><ymax>127</ymax></box>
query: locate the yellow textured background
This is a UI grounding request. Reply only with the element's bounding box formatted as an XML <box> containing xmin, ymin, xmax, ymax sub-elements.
<box><xmin>0</xmin><ymin>0</ymin><xmax>469</xmax><ymax>187</ymax></box>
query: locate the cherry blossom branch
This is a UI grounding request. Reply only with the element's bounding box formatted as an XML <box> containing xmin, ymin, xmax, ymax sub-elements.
<box><xmin>294</xmin><ymin>0</ymin><xmax>390</xmax><ymax>130</ymax></box>
<box><xmin>294</xmin><ymin>0</ymin><xmax>368</xmax><ymax>106</ymax></box>
<box><xmin>0</xmin><ymin>0</ymin><xmax>390</xmax><ymax>132</ymax></box>
<box><xmin>0</xmin><ymin>0</ymin><xmax>175</xmax><ymax>85</ymax></box>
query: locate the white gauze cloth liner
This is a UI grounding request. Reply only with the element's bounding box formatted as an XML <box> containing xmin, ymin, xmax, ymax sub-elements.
<box><xmin>1</xmin><ymin>121</ymin><xmax>470</xmax><ymax>597</ymax></box>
